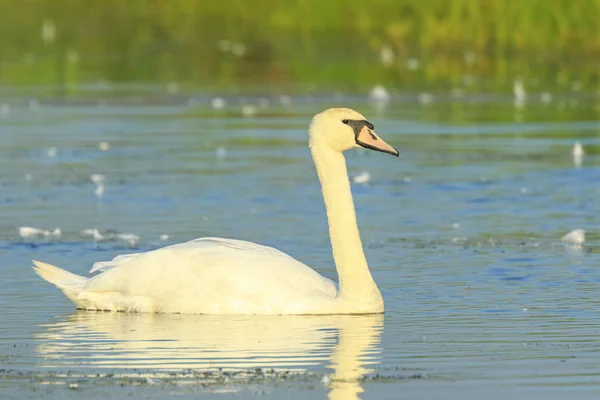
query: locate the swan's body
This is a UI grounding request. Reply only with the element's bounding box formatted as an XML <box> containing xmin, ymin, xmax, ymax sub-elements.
<box><xmin>34</xmin><ymin>238</ymin><xmax>338</xmax><ymax>314</ymax></box>
<box><xmin>33</xmin><ymin>108</ymin><xmax>398</xmax><ymax>315</ymax></box>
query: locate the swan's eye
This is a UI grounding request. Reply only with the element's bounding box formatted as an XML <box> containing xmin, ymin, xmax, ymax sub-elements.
<box><xmin>342</xmin><ymin>119</ymin><xmax>350</xmax><ymax>124</ymax></box>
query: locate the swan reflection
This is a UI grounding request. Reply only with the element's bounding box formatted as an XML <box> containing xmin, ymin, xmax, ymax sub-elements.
<box><xmin>36</xmin><ymin>313</ymin><xmax>383</xmax><ymax>399</ymax></box>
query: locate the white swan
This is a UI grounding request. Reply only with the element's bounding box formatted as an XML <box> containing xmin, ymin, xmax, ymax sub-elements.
<box><xmin>32</xmin><ymin>108</ymin><xmax>398</xmax><ymax>315</ymax></box>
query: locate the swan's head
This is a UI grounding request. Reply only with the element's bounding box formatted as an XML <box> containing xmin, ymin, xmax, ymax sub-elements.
<box><xmin>309</xmin><ymin>108</ymin><xmax>398</xmax><ymax>156</ymax></box>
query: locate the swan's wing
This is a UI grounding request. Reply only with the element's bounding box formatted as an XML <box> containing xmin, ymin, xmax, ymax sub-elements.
<box><xmin>90</xmin><ymin>252</ymin><xmax>144</xmax><ymax>274</ymax></box>
<box><xmin>88</xmin><ymin>238</ymin><xmax>257</xmax><ymax>274</ymax></box>
<box><xmin>81</xmin><ymin>237</ymin><xmax>337</xmax><ymax>313</ymax></box>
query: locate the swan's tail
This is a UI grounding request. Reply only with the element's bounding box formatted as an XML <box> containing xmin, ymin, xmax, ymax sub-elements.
<box><xmin>32</xmin><ymin>260</ymin><xmax>87</xmax><ymax>303</ymax></box>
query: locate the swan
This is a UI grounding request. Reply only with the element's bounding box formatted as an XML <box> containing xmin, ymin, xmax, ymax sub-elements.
<box><xmin>32</xmin><ymin>108</ymin><xmax>398</xmax><ymax>315</ymax></box>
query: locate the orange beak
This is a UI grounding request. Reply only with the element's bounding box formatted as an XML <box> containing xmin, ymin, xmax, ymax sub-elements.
<box><xmin>355</xmin><ymin>126</ymin><xmax>399</xmax><ymax>156</ymax></box>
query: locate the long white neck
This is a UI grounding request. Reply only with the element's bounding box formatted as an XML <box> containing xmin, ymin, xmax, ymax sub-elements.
<box><xmin>310</xmin><ymin>136</ymin><xmax>382</xmax><ymax>304</ymax></box>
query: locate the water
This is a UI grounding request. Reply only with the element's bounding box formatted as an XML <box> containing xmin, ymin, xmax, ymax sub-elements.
<box><xmin>1</xmin><ymin>87</ymin><xmax>599</xmax><ymax>399</ymax></box>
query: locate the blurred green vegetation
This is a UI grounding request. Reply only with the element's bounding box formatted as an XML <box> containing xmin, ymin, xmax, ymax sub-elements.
<box><xmin>0</xmin><ymin>0</ymin><xmax>599</xmax><ymax>92</ymax></box>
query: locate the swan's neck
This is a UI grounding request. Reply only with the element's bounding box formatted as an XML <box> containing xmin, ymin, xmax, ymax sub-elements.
<box><xmin>310</xmin><ymin>138</ymin><xmax>382</xmax><ymax>304</ymax></box>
